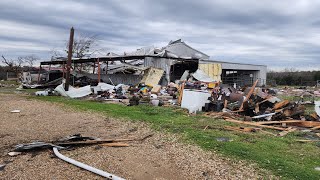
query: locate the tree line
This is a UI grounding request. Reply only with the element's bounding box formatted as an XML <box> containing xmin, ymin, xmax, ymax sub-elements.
<box><xmin>267</xmin><ymin>69</ymin><xmax>320</xmax><ymax>86</ymax></box>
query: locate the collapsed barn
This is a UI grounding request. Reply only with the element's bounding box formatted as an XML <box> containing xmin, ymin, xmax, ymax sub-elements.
<box><xmin>37</xmin><ymin>39</ymin><xmax>267</xmax><ymax>87</ymax></box>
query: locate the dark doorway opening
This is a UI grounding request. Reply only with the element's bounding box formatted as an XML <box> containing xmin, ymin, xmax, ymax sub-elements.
<box><xmin>170</xmin><ymin>60</ymin><xmax>199</xmax><ymax>82</ymax></box>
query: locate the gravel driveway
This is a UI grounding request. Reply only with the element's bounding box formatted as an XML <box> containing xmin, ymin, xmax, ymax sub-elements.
<box><xmin>0</xmin><ymin>94</ymin><xmax>274</xmax><ymax>179</ymax></box>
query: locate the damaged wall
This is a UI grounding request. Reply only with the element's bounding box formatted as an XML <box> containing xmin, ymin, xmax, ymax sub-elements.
<box><xmin>144</xmin><ymin>57</ymin><xmax>175</xmax><ymax>85</ymax></box>
<box><xmin>200</xmin><ymin>60</ymin><xmax>267</xmax><ymax>86</ymax></box>
<box><xmin>198</xmin><ymin>63</ymin><xmax>222</xmax><ymax>82</ymax></box>
<box><xmin>85</xmin><ymin>74</ymin><xmax>143</xmax><ymax>85</ymax></box>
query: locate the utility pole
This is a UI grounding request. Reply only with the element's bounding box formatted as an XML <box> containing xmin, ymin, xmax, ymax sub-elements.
<box><xmin>65</xmin><ymin>27</ymin><xmax>74</xmax><ymax>91</ymax></box>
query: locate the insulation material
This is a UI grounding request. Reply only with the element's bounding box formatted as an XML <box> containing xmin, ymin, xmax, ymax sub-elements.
<box><xmin>181</xmin><ymin>90</ymin><xmax>211</xmax><ymax>113</ymax></box>
<box><xmin>180</xmin><ymin>70</ymin><xmax>190</xmax><ymax>81</ymax></box>
<box><xmin>55</xmin><ymin>84</ymin><xmax>92</xmax><ymax>98</ymax></box>
<box><xmin>198</xmin><ymin>63</ymin><xmax>222</xmax><ymax>82</ymax></box>
<box><xmin>140</xmin><ymin>67</ymin><xmax>164</xmax><ymax>87</ymax></box>
<box><xmin>97</xmin><ymin>83</ymin><xmax>115</xmax><ymax>91</ymax></box>
<box><xmin>192</xmin><ymin>69</ymin><xmax>214</xmax><ymax>82</ymax></box>
<box><xmin>315</xmin><ymin>101</ymin><xmax>320</xmax><ymax>117</ymax></box>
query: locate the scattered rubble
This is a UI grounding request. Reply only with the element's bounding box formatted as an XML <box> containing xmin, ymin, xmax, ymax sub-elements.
<box><xmin>7</xmin><ymin>134</ymin><xmax>146</xmax><ymax>179</ymax></box>
<box><xmin>17</xmin><ymin>63</ymin><xmax>320</xmax><ymax>138</ymax></box>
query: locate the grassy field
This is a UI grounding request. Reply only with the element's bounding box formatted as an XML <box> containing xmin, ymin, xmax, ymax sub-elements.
<box><xmin>30</xmin><ymin>95</ymin><xmax>320</xmax><ymax>180</ymax></box>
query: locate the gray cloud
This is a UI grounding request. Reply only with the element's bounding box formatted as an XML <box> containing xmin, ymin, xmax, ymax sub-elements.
<box><xmin>0</xmin><ymin>0</ymin><xmax>319</xmax><ymax>70</ymax></box>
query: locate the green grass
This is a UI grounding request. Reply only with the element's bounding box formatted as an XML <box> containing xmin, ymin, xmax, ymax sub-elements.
<box><xmin>0</xmin><ymin>80</ymin><xmax>19</xmax><ymax>85</ymax></box>
<box><xmin>31</xmin><ymin>96</ymin><xmax>320</xmax><ymax>179</ymax></box>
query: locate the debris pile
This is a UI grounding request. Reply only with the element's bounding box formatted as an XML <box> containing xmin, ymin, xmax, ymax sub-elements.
<box><xmin>7</xmin><ymin>134</ymin><xmax>152</xmax><ymax>179</ymax></box>
<box><xmin>17</xmin><ymin>63</ymin><xmax>320</xmax><ymax>138</ymax></box>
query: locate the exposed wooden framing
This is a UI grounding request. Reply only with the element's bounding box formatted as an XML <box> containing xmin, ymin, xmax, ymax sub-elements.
<box><xmin>40</xmin><ymin>55</ymin><xmax>200</xmax><ymax>66</ymax></box>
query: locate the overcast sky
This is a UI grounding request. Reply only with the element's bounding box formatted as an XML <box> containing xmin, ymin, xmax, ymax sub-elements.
<box><xmin>1</xmin><ymin>0</ymin><xmax>320</xmax><ymax>71</ymax></box>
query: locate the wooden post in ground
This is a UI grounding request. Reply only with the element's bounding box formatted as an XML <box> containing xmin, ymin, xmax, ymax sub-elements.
<box><xmin>93</xmin><ymin>62</ymin><xmax>96</xmax><ymax>74</ymax></box>
<box><xmin>97</xmin><ymin>58</ymin><xmax>101</xmax><ymax>83</ymax></box>
<box><xmin>37</xmin><ymin>65</ymin><xmax>42</xmax><ymax>84</ymax></box>
<box><xmin>65</xmin><ymin>27</ymin><xmax>74</xmax><ymax>91</ymax></box>
<box><xmin>62</xmin><ymin>62</ymin><xmax>65</xmax><ymax>78</ymax></box>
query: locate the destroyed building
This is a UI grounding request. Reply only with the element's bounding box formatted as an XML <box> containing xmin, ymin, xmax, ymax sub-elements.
<box><xmin>39</xmin><ymin>39</ymin><xmax>266</xmax><ymax>87</ymax></box>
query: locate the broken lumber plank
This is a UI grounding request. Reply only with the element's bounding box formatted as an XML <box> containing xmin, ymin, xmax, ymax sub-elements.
<box><xmin>255</xmin><ymin>120</ymin><xmax>301</xmax><ymax>125</ymax></box>
<box><xmin>55</xmin><ymin>139</ymin><xmax>134</xmax><ymax>146</ymax></box>
<box><xmin>296</xmin><ymin>139</ymin><xmax>320</xmax><ymax>142</ymax></box>
<box><xmin>259</xmin><ymin>129</ymin><xmax>277</xmax><ymax>136</ymax></box>
<box><xmin>273</xmin><ymin>100</ymin><xmax>290</xmax><ymax>110</ymax></box>
<box><xmin>311</xmin><ymin>126</ymin><xmax>320</xmax><ymax>130</ymax></box>
<box><xmin>289</xmin><ymin>121</ymin><xmax>320</xmax><ymax>128</ymax></box>
<box><xmin>239</xmin><ymin>79</ymin><xmax>259</xmax><ymax>111</ymax></box>
<box><xmin>178</xmin><ymin>81</ymin><xmax>185</xmax><ymax>105</ymax></box>
<box><xmin>278</xmin><ymin>127</ymin><xmax>297</xmax><ymax>137</ymax></box>
<box><xmin>224</xmin><ymin>126</ymin><xmax>258</xmax><ymax>132</ymax></box>
<box><xmin>100</xmin><ymin>142</ymin><xmax>129</xmax><ymax>147</ymax></box>
<box><xmin>224</xmin><ymin>117</ymin><xmax>287</xmax><ymax>131</ymax></box>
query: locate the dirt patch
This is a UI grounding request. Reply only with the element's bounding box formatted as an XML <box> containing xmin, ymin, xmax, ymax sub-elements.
<box><xmin>0</xmin><ymin>94</ymin><xmax>275</xmax><ymax>179</ymax></box>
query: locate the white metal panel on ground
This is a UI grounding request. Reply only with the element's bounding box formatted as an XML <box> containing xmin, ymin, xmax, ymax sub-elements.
<box><xmin>181</xmin><ymin>90</ymin><xmax>211</xmax><ymax>113</ymax></box>
<box><xmin>55</xmin><ymin>84</ymin><xmax>92</xmax><ymax>98</ymax></box>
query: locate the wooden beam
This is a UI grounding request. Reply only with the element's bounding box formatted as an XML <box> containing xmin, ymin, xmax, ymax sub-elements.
<box><xmin>289</xmin><ymin>121</ymin><xmax>320</xmax><ymax>128</ymax></box>
<box><xmin>239</xmin><ymin>79</ymin><xmax>259</xmax><ymax>111</ymax></box>
<box><xmin>255</xmin><ymin>120</ymin><xmax>302</xmax><ymax>125</ymax></box>
<box><xmin>101</xmin><ymin>142</ymin><xmax>129</xmax><ymax>147</ymax></box>
<box><xmin>273</xmin><ymin>100</ymin><xmax>290</xmax><ymax>110</ymax></box>
<box><xmin>224</xmin><ymin>117</ymin><xmax>287</xmax><ymax>131</ymax></box>
<box><xmin>311</xmin><ymin>125</ymin><xmax>320</xmax><ymax>130</ymax></box>
<box><xmin>178</xmin><ymin>81</ymin><xmax>185</xmax><ymax>105</ymax></box>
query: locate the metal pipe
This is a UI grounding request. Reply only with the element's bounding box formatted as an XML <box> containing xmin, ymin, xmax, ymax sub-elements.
<box><xmin>252</xmin><ymin>112</ymin><xmax>277</xmax><ymax>119</ymax></box>
<box><xmin>53</xmin><ymin>147</ymin><xmax>125</xmax><ymax>180</ymax></box>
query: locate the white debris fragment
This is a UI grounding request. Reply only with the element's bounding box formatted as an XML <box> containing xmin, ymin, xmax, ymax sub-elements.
<box><xmin>10</xmin><ymin>110</ymin><xmax>21</xmax><ymax>113</ymax></box>
<box><xmin>8</xmin><ymin>152</ymin><xmax>22</xmax><ymax>156</ymax></box>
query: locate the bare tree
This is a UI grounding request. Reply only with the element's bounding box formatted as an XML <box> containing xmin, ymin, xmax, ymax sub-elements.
<box><xmin>1</xmin><ymin>55</ymin><xmax>24</xmax><ymax>73</ymax></box>
<box><xmin>50</xmin><ymin>33</ymin><xmax>99</xmax><ymax>59</ymax></box>
<box><xmin>17</xmin><ymin>57</ymin><xmax>25</xmax><ymax>67</ymax></box>
<box><xmin>51</xmin><ymin>33</ymin><xmax>104</xmax><ymax>72</ymax></box>
<box><xmin>1</xmin><ymin>55</ymin><xmax>15</xmax><ymax>68</ymax></box>
<box><xmin>22</xmin><ymin>55</ymin><xmax>39</xmax><ymax>67</ymax></box>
